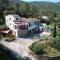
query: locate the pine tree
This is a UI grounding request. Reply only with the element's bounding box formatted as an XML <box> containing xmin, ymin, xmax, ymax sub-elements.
<box><xmin>53</xmin><ymin>23</ymin><xmax>56</xmax><ymax>37</ymax></box>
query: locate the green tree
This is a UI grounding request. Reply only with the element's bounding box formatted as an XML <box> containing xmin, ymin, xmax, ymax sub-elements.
<box><xmin>52</xmin><ymin>13</ymin><xmax>57</xmax><ymax>38</ymax></box>
<box><xmin>0</xmin><ymin>0</ymin><xmax>9</xmax><ymax>24</ymax></box>
<box><xmin>15</xmin><ymin>3</ymin><xmax>20</xmax><ymax>15</ymax></box>
<box><xmin>53</xmin><ymin>23</ymin><xmax>56</xmax><ymax>37</ymax></box>
<box><xmin>51</xmin><ymin>37</ymin><xmax>60</xmax><ymax>50</ymax></box>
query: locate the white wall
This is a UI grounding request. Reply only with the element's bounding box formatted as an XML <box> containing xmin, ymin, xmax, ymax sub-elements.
<box><xmin>5</xmin><ymin>14</ymin><xmax>21</xmax><ymax>30</ymax></box>
<box><xmin>5</xmin><ymin>14</ymin><xmax>23</xmax><ymax>37</ymax></box>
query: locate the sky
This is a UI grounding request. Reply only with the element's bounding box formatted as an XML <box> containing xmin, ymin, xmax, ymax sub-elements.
<box><xmin>22</xmin><ymin>0</ymin><xmax>60</xmax><ymax>2</ymax></box>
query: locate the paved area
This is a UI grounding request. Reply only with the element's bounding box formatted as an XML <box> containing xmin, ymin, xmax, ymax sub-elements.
<box><xmin>0</xmin><ymin>38</ymin><xmax>34</xmax><ymax>58</ymax></box>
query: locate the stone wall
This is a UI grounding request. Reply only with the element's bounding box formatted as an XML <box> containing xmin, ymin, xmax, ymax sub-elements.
<box><xmin>32</xmin><ymin>55</ymin><xmax>60</xmax><ymax>60</ymax></box>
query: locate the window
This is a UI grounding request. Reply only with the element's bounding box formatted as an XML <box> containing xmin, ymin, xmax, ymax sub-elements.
<box><xmin>18</xmin><ymin>25</ymin><xmax>28</xmax><ymax>30</ymax></box>
<box><xmin>25</xmin><ymin>25</ymin><xmax>28</xmax><ymax>29</ymax></box>
<box><xmin>9</xmin><ymin>18</ymin><xmax>11</xmax><ymax>20</ymax></box>
<box><xmin>10</xmin><ymin>23</ymin><xmax>11</xmax><ymax>25</ymax></box>
<box><xmin>29</xmin><ymin>22</ymin><xmax>31</xmax><ymax>27</ymax></box>
<box><xmin>16</xmin><ymin>18</ymin><xmax>19</xmax><ymax>20</ymax></box>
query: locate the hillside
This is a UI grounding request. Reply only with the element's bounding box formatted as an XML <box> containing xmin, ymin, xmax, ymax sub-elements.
<box><xmin>9</xmin><ymin>0</ymin><xmax>60</xmax><ymax>13</ymax></box>
<box><xmin>28</xmin><ymin>1</ymin><xmax>60</xmax><ymax>13</ymax></box>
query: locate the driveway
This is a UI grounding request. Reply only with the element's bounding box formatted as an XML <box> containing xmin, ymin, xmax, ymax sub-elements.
<box><xmin>0</xmin><ymin>38</ymin><xmax>34</xmax><ymax>58</ymax></box>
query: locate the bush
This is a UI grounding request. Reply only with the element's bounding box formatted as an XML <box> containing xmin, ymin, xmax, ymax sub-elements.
<box><xmin>57</xmin><ymin>29</ymin><xmax>60</xmax><ymax>37</ymax></box>
<box><xmin>51</xmin><ymin>37</ymin><xmax>60</xmax><ymax>50</ymax></box>
<box><xmin>4</xmin><ymin>35</ymin><xmax>16</xmax><ymax>42</ymax></box>
<box><xmin>29</xmin><ymin>43</ymin><xmax>45</xmax><ymax>55</ymax></box>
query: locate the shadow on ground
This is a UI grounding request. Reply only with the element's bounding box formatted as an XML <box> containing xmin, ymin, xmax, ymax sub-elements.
<box><xmin>19</xmin><ymin>32</ymin><xmax>41</xmax><ymax>39</ymax></box>
<box><xmin>0</xmin><ymin>44</ymin><xmax>31</xmax><ymax>60</ymax></box>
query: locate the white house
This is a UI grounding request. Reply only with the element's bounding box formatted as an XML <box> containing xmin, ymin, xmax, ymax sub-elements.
<box><xmin>5</xmin><ymin>14</ymin><xmax>29</xmax><ymax>37</ymax></box>
<box><xmin>5</xmin><ymin>14</ymin><xmax>48</xmax><ymax>37</ymax></box>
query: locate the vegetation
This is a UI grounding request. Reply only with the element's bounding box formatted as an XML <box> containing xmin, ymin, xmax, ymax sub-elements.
<box><xmin>0</xmin><ymin>0</ymin><xmax>60</xmax><ymax>25</ymax></box>
<box><xmin>50</xmin><ymin>37</ymin><xmax>60</xmax><ymax>50</ymax></box>
<box><xmin>29</xmin><ymin>42</ymin><xmax>45</xmax><ymax>55</ymax></box>
<box><xmin>0</xmin><ymin>28</ymin><xmax>16</xmax><ymax>42</ymax></box>
<box><xmin>29</xmin><ymin>37</ymin><xmax>60</xmax><ymax>56</ymax></box>
<box><xmin>53</xmin><ymin>23</ymin><xmax>57</xmax><ymax>37</ymax></box>
<box><xmin>4</xmin><ymin>35</ymin><xmax>16</xmax><ymax>42</ymax></box>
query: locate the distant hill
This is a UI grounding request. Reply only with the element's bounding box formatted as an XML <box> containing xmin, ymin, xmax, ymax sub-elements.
<box><xmin>9</xmin><ymin>0</ymin><xmax>21</xmax><ymax>5</ymax></box>
<box><xmin>28</xmin><ymin>1</ymin><xmax>56</xmax><ymax>5</ymax></box>
<box><xmin>28</xmin><ymin>1</ymin><xmax>60</xmax><ymax>13</ymax></box>
<box><xmin>9</xmin><ymin>0</ymin><xmax>60</xmax><ymax>14</ymax></box>
<box><xmin>9</xmin><ymin>0</ymin><xmax>60</xmax><ymax>7</ymax></box>
<box><xmin>9</xmin><ymin>0</ymin><xmax>20</xmax><ymax>3</ymax></box>
<box><xmin>28</xmin><ymin>1</ymin><xmax>60</xmax><ymax>8</ymax></box>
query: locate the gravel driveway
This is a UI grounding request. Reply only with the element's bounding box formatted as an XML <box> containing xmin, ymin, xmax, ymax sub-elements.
<box><xmin>0</xmin><ymin>38</ymin><xmax>34</xmax><ymax>58</ymax></box>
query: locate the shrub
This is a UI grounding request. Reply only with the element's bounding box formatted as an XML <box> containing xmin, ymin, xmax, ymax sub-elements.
<box><xmin>51</xmin><ymin>37</ymin><xmax>60</xmax><ymax>50</ymax></box>
<box><xmin>29</xmin><ymin>43</ymin><xmax>45</xmax><ymax>55</ymax></box>
<box><xmin>4</xmin><ymin>35</ymin><xmax>16</xmax><ymax>42</ymax></box>
<box><xmin>57</xmin><ymin>29</ymin><xmax>60</xmax><ymax>37</ymax></box>
<box><xmin>0</xmin><ymin>36</ymin><xmax>2</xmax><ymax>40</ymax></box>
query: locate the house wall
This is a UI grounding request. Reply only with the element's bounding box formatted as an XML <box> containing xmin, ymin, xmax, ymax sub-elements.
<box><xmin>12</xmin><ymin>29</ymin><xmax>28</xmax><ymax>37</ymax></box>
<box><xmin>5</xmin><ymin>15</ymin><xmax>21</xmax><ymax>30</ymax></box>
<box><xmin>16</xmin><ymin>30</ymin><xmax>28</xmax><ymax>37</ymax></box>
<box><xmin>5</xmin><ymin>15</ymin><xmax>15</xmax><ymax>30</ymax></box>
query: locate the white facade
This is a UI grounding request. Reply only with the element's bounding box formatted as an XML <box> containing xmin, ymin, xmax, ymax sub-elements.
<box><xmin>5</xmin><ymin>14</ymin><xmax>22</xmax><ymax>37</ymax></box>
<box><xmin>5</xmin><ymin>14</ymin><xmax>20</xmax><ymax>30</ymax></box>
<box><xmin>5</xmin><ymin>14</ymin><xmax>46</xmax><ymax>37</ymax></box>
<box><xmin>5</xmin><ymin>14</ymin><xmax>31</xmax><ymax>37</ymax></box>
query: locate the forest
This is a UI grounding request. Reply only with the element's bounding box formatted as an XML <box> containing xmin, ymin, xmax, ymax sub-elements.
<box><xmin>0</xmin><ymin>0</ymin><xmax>60</xmax><ymax>24</ymax></box>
